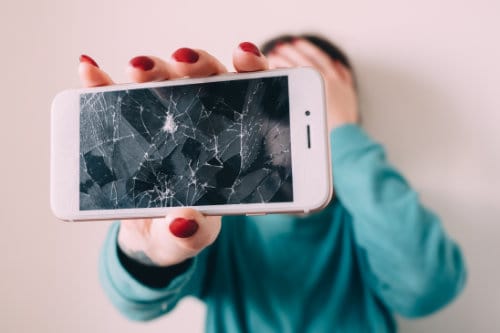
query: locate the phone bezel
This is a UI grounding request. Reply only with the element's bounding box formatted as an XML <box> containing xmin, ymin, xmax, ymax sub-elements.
<box><xmin>51</xmin><ymin>68</ymin><xmax>332</xmax><ymax>221</ymax></box>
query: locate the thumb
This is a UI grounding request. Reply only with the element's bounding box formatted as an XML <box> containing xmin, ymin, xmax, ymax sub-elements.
<box><xmin>149</xmin><ymin>208</ymin><xmax>221</xmax><ymax>264</ymax></box>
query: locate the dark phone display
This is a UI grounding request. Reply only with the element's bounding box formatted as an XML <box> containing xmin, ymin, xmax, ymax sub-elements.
<box><xmin>79</xmin><ymin>76</ymin><xmax>293</xmax><ymax>210</ymax></box>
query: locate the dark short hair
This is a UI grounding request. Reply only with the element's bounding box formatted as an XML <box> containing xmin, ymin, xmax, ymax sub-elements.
<box><xmin>260</xmin><ymin>34</ymin><xmax>352</xmax><ymax>70</ymax></box>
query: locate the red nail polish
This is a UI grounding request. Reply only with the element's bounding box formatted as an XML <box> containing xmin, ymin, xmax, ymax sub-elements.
<box><xmin>172</xmin><ymin>48</ymin><xmax>199</xmax><ymax>63</ymax></box>
<box><xmin>169</xmin><ymin>218</ymin><xmax>199</xmax><ymax>238</ymax></box>
<box><xmin>79</xmin><ymin>54</ymin><xmax>99</xmax><ymax>68</ymax></box>
<box><xmin>239</xmin><ymin>42</ymin><xmax>261</xmax><ymax>56</ymax></box>
<box><xmin>130</xmin><ymin>56</ymin><xmax>155</xmax><ymax>71</ymax></box>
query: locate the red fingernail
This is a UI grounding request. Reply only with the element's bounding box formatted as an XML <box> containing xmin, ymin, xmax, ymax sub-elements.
<box><xmin>130</xmin><ymin>56</ymin><xmax>155</xmax><ymax>71</ymax></box>
<box><xmin>239</xmin><ymin>42</ymin><xmax>261</xmax><ymax>56</ymax></box>
<box><xmin>169</xmin><ymin>218</ymin><xmax>199</xmax><ymax>238</ymax></box>
<box><xmin>172</xmin><ymin>48</ymin><xmax>199</xmax><ymax>63</ymax></box>
<box><xmin>79</xmin><ymin>54</ymin><xmax>99</xmax><ymax>68</ymax></box>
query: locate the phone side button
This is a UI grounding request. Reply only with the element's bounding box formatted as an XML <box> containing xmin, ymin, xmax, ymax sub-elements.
<box><xmin>245</xmin><ymin>212</ymin><xmax>267</xmax><ymax>216</ymax></box>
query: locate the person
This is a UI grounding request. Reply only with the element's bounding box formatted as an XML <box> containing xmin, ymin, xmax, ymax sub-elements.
<box><xmin>79</xmin><ymin>34</ymin><xmax>467</xmax><ymax>332</ymax></box>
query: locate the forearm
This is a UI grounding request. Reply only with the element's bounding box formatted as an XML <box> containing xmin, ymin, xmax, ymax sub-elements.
<box><xmin>331</xmin><ymin>124</ymin><xmax>467</xmax><ymax>316</ymax></box>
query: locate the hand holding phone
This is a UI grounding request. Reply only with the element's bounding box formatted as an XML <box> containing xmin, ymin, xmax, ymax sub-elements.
<box><xmin>52</xmin><ymin>49</ymin><xmax>331</xmax><ymax>222</ymax></box>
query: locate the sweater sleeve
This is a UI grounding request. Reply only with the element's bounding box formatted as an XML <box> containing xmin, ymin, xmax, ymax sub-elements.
<box><xmin>98</xmin><ymin>222</ymin><xmax>209</xmax><ymax>321</ymax></box>
<box><xmin>330</xmin><ymin>124</ymin><xmax>467</xmax><ymax>318</ymax></box>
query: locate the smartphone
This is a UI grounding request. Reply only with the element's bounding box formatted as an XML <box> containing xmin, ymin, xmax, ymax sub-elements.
<box><xmin>51</xmin><ymin>67</ymin><xmax>332</xmax><ymax>221</ymax></box>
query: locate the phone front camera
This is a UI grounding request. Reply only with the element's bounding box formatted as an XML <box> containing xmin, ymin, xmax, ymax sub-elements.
<box><xmin>305</xmin><ymin>110</ymin><xmax>311</xmax><ymax>116</ymax></box>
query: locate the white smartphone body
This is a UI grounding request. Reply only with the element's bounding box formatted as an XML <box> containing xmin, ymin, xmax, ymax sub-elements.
<box><xmin>51</xmin><ymin>68</ymin><xmax>332</xmax><ymax>221</ymax></box>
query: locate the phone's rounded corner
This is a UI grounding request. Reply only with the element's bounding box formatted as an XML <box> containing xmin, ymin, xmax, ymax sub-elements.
<box><xmin>308</xmin><ymin>184</ymin><xmax>334</xmax><ymax>214</ymax></box>
<box><xmin>301</xmin><ymin>67</ymin><xmax>324</xmax><ymax>85</ymax></box>
<box><xmin>52</xmin><ymin>90</ymin><xmax>83</xmax><ymax>131</ymax></box>
<box><xmin>50</xmin><ymin>205</ymin><xmax>71</xmax><ymax>222</ymax></box>
<box><xmin>50</xmin><ymin>191</ymin><xmax>72</xmax><ymax>222</ymax></box>
<box><xmin>51</xmin><ymin>89</ymin><xmax>72</xmax><ymax>111</ymax></box>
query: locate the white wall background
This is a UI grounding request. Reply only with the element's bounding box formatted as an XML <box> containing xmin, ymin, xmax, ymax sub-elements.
<box><xmin>1</xmin><ymin>0</ymin><xmax>499</xmax><ymax>332</ymax></box>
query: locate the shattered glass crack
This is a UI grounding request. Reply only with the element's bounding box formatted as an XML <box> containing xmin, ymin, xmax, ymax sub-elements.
<box><xmin>79</xmin><ymin>77</ymin><xmax>293</xmax><ymax>210</ymax></box>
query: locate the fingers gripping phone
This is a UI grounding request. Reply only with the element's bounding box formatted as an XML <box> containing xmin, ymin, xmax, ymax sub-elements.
<box><xmin>51</xmin><ymin>68</ymin><xmax>332</xmax><ymax>221</ymax></box>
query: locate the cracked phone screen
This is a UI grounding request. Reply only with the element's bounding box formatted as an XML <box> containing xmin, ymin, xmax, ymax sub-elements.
<box><xmin>79</xmin><ymin>76</ymin><xmax>293</xmax><ymax>210</ymax></box>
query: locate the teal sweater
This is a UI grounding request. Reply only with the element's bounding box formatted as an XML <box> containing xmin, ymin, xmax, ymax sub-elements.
<box><xmin>99</xmin><ymin>124</ymin><xmax>466</xmax><ymax>332</ymax></box>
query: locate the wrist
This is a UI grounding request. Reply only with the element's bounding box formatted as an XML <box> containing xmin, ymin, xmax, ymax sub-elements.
<box><xmin>117</xmin><ymin>237</ymin><xmax>161</xmax><ymax>267</ymax></box>
<box><xmin>116</xmin><ymin>242</ymin><xmax>195</xmax><ymax>289</ymax></box>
